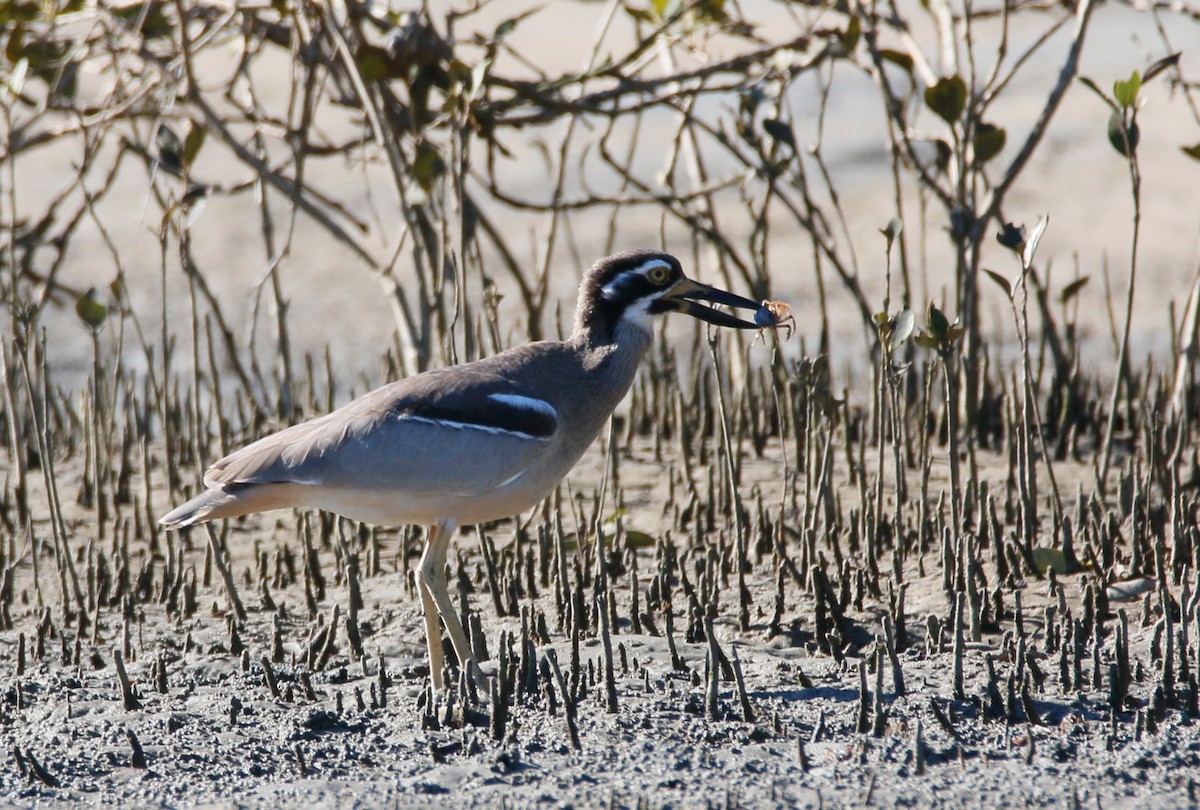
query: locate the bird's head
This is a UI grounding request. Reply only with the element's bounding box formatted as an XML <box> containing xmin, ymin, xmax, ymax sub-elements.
<box><xmin>574</xmin><ymin>250</ymin><xmax>761</xmax><ymax>341</ymax></box>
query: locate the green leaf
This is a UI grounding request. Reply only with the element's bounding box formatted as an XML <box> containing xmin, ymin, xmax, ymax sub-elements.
<box><xmin>695</xmin><ymin>0</ymin><xmax>728</xmax><ymax>24</ymax></box>
<box><xmin>762</xmin><ymin>118</ymin><xmax>795</xmax><ymax>151</ymax></box>
<box><xmin>182</xmin><ymin>122</ymin><xmax>206</xmax><ymax>171</ymax></box>
<box><xmin>932</xmin><ymin>138</ymin><xmax>951</xmax><ymax>173</ymax></box>
<box><xmin>913</xmin><ymin>333</ymin><xmax>938</xmax><ymax>350</ymax></box>
<box><xmin>1107</xmin><ymin>109</ymin><xmax>1139</xmax><ymax>156</ymax></box>
<box><xmin>75</xmin><ymin>288</ymin><xmax>108</xmax><ymax>328</ymax></box>
<box><xmin>1060</xmin><ymin>277</ymin><xmax>1089</xmax><ymax>304</ymax></box>
<box><xmin>1113</xmin><ymin>71</ymin><xmax>1142</xmax><ymax>109</ymax></box>
<box><xmin>625</xmin><ymin>530</ymin><xmax>657</xmax><ymax>549</ymax></box>
<box><xmin>1181</xmin><ymin>143</ymin><xmax>1200</xmax><ymax>161</ymax></box>
<box><xmin>111</xmin><ymin>2</ymin><xmax>172</xmax><ymax>38</ymax></box>
<box><xmin>412</xmin><ymin>141</ymin><xmax>444</xmax><ymax>193</ymax></box>
<box><xmin>155</xmin><ymin>124</ymin><xmax>183</xmax><ymax>174</ymax></box>
<box><xmin>625</xmin><ymin>5</ymin><xmax>655</xmax><ymax>23</ymax></box>
<box><xmin>0</xmin><ymin>1</ymin><xmax>39</xmax><ymax>24</ymax></box>
<box><xmin>983</xmin><ymin>268</ymin><xmax>1012</xmax><ymax>298</ymax></box>
<box><xmin>649</xmin><ymin>0</ymin><xmax>677</xmax><ymax>19</ymax></box>
<box><xmin>355</xmin><ymin>43</ymin><xmax>392</xmax><ymax>82</ymax></box>
<box><xmin>1032</xmin><ymin>547</ymin><xmax>1069</xmax><ymax>575</ymax></box>
<box><xmin>924</xmin><ymin>75</ymin><xmax>966</xmax><ymax>125</ymax></box>
<box><xmin>972</xmin><ymin>122</ymin><xmax>1006</xmax><ymax>164</ymax></box>
<box><xmin>739</xmin><ymin>87</ymin><xmax>764</xmax><ymax>121</ymax></box>
<box><xmin>926</xmin><ymin>302</ymin><xmax>949</xmax><ymax>339</ymax></box>
<box><xmin>839</xmin><ymin>13</ymin><xmax>861</xmax><ymax>51</ymax></box>
<box><xmin>493</xmin><ymin>6</ymin><xmax>541</xmax><ymax>40</ymax></box>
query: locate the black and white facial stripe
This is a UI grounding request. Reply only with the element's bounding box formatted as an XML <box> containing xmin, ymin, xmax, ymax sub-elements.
<box><xmin>577</xmin><ymin>250</ymin><xmax>683</xmax><ymax>338</ymax></box>
<box><xmin>395</xmin><ymin>392</ymin><xmax>559</xmax><ymax>442</ymax></box>
<box><xmin>599</xmin><ymin>257</ymin><xmax>675</xmax><ymax>304</ymax></box>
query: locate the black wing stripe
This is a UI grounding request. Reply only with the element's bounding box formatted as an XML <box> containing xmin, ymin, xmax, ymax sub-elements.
<box><xmin>395</xmin><ymin>395</ymin><xmax>558</xmax><ymax>440</ymax></box>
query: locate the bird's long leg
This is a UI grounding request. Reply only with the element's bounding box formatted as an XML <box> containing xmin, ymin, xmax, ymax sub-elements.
<box><xmin>422</xmin><ymin>520</ymin><xmax>486</xmax><ymax>688</ymax></box>
<box><xmin>417</xmin><ymin>529</ymin><xmax>446</xmax><ymax>690</ymax></box>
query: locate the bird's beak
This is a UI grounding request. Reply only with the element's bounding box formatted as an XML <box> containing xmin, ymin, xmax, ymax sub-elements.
<box><xmin>664</xmin><ymin>277</ymin><xmax>761</xmax><ymax>329</ymax></box>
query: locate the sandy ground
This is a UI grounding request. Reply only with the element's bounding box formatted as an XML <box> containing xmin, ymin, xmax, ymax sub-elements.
<box><xmin>3</xmin><ymin>442</ymin><xmax>1199</xmax><ymax>810</ymax></box>
<box><xmin>0</xmin><ymin>437</ymin><xmax>1193</xmax><ymax>809</ymax></box>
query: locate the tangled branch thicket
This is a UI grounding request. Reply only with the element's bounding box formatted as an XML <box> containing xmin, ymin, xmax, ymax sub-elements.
<box><xmin>5</xmin><ymin>0</ymin><xmax>1200</xmax><ymax>805</ymax></box>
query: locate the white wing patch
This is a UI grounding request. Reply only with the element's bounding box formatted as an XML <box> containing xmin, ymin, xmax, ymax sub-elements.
<box><xmin>488</xmin><ymin>393</ymin><xmax>558</xmax><ymax>419</ymax></box>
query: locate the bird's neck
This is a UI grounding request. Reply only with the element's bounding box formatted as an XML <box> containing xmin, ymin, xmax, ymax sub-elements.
<box><xmin>567</xmin><ymin>320</ymin><xmax>653</xmax><ymax>423</ymax></box>
<box><xmin>570</xmin><ymin>319</ymin><xmax>653</xmax><ymax>367</ymax></box>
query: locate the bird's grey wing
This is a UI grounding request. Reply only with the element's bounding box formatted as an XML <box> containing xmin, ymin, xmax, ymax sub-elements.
<box><xmin>204</xmin><ymin>366</ymin><xmax>561</xmax><ymax>496</ymax></box>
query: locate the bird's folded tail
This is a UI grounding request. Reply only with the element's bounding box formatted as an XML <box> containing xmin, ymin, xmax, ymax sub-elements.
<box><xmin>159</xmin><ymin>483</ymin><xmax>294</xmax><ymax>529</ymax></box>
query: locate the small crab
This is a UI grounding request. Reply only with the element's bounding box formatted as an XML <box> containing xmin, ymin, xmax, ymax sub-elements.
<box><xmin>752</xmin><ymin>299</ymin><xmax>795</xmax><ymax>344</ymax></box>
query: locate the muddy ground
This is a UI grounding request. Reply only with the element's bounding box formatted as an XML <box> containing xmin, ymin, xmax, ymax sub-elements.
<box><xmin>3</xmin><ymin>435</ymin><xmax>1199</xmax><ymax>810</ymax></box>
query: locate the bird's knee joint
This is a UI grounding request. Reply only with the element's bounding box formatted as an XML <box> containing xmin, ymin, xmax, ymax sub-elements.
<box><xmin>418</xmin><ymin>558</ymin><xmax>443</xmax><ymax>590</ymax></box>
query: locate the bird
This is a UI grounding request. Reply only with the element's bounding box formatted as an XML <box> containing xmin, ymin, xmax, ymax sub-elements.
<box><xmin>160</xmin><ymin>250</ymin><xmax>767</xmax><ymax>689</ymax></box>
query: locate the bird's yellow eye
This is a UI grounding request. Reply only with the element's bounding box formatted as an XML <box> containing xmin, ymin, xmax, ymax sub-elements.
<box><xmin>646</xmin><ymin>265</ymin><xmax>671</xmax><ymax>285</ymax></box>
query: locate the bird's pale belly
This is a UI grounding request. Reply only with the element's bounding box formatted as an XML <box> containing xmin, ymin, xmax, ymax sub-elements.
<box><xmin>303</xmin><ymin>475</ymin><xmax>560</xmax><ymax>528</ymax></box>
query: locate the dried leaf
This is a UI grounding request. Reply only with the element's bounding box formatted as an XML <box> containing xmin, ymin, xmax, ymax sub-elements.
<box><xmin>1022</xmin><ymin>214</ymin><xmax>1048</xmax><ymax>269</ymax></box>
<box><xmin>890</xmin><ymin>308</ymin><xmax>915</xmax><ymax>345</ymax></box>
<box><xmin>1143</xmin><ymin>52</ymin><xmax>1181</xmax><ymax>84</ymax></box>
<box><xmin>6</xmin><ymin>57</ymin><xmax>28</xmax><ymax>98</ymax></box>
<box><xmin>1060</xmin><ymin>277</ymin><xmax>1089</xmax><ymax>304</ymax></box>
<box><xmin>983</xmin><ymin>269</ymin><xmax>1012</xmax><ymax>298</ymax></box>
<box><xmin>878</xmin><ymin>49</ymin><xmax>913</xmax><ymax>73</ymax></box>
<box><xmin>1077</xmin><ymin>76</ymin><xmax>1116</xmax><ymax>110</ymax></box>
<box><xmin>762</xmin><ymin>118</ymin><xmax>796</xmax><ymax>151</ymax></box>
<box><xmin>996</xmin><ymin>222</ymin><xmax>1026</xmax><ymax>251</ymax></box>
<box><xmin>881</xmin><ymin>217</ymin><xmax>902</xmax><ymax>250</ymax></box>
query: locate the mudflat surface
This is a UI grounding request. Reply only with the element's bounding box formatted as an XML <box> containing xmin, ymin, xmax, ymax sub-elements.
<box><xmin>3</xmin><ymin>438</ymin><xmax>1199</xmax><ymax>810</ymax></box>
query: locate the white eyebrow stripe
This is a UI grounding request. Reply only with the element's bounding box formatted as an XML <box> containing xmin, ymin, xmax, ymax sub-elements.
<box><xmin>488</xmin><ymin>393</ymin><xmax>559</xmax><ymax>419</ymax></box>
<box><xmin>600</xmin><ymin>259</ymin><xmax>674</xmax><ymax>300</ymax></box>
<box><xmin>397</xmin><ymin>414</ymin><xmax>550</xmax><ymax>442</ymax></box>
<box><xmin>631</xmin><ymin>258</ymin><xmax>672</xmax><ymax>276</ymax></box>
